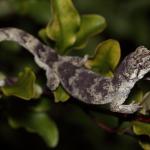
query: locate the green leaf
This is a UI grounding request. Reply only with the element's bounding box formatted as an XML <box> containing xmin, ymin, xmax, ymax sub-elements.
<box><xmin>12</xmin><ymin>0</ymin><xmax>51</xmax><ymax>23</ymax></box>
<box><xmin>133</xmin><ymin>121</ymin><xmax>150</xmax><ymax>136</ymax></box>
<box><xmin>85</xmin><ymin>39</ymin><xmax>121</xmax><ymax>76</ymax></box>
<box><xmin>30</xmin><ymin>98</ymin><xmax>51</xmax><ymax>112</ymax></box>
<box><xmin>38</xmin><ymin>28</ymin><xmax>49</xmax><ymax>43</ymax></box>
<box><xmin>139</xmin><ymin>141</ymin><xmax>150</xmax><ymax>150</ymax></box>
<box><xmin>46</xmin><ymin>0</ymin><xmax>80</xmax><ymax>54</ymax></box>
<box><xmin>0</xmin><ymin>72</ymin><xmax>6</xmax><ymax>81</ymax></box>
<box><xmin>0</xmin><ymin>72</ymin><xmax>6</xmax><ymax>87</ymax></box>
<box><xmin>54</xmin><ymin>85</ymin><xmax>70</xmax><ymax>103</ymax></box>
<box><xmin>127</xmin><ymin>87</ymin><xmax>144</xmax><ymax>104</ymax></box>
<box><xmin>8</xmin><ymin>111</ymin><xmax>59</xmax><ymax>148</ymax></box>
<box><xmin>1</xmin><ymin>67</ymin><xmax>42</xmax><ymax>100</ymax></box>
<box><xmin>74</xmin><ymin>15</ymin><xmax>106</xmax><ymax>49</ymax></box>
<box><xmin>140</xmin><ymin>92</ymin><xmax>150</xmax><ymax>115</ymax></box>
<box><xmin>32</xmin><ymin>83</ymin><xmax>43</xmax><ymax>99</ymax></box>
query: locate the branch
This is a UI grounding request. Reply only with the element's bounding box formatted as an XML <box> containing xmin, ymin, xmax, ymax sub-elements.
<box><xmin>83</xmin><ymin>105</ymin><xmax>150</xmax><ymax>123</ymax></box>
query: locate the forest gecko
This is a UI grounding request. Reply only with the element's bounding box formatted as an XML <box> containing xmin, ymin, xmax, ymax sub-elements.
<box><xmin>0</xmin><ymin>28</ymin><xmax>150</xmax><ymax>114</ymax></box>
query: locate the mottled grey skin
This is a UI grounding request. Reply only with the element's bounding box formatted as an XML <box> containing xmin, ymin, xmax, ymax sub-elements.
<box><xmin>56</xmin><ymin>47</ymin><xmax>150</xmax><ymax>113</ymax></box>
<box><xmin>0</xmin><ymin>28</ymin><xmax>150</xmax><ymax>114</ymax></box>
<box><xmin>57</xmin><ymin>61</ymin><xmax>114</xmax><ymax>104</ymax></box>
<box><xmin>110</xmin><ymin>46</ymin><xmax>150</xmax><ymax>113</ymax></box>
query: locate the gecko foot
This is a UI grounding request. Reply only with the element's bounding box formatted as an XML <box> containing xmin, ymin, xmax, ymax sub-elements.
<box><xmin>46</xmin><ymin>68</ymin><xmax>60</xmax><ymax>91</ymax></box>
<box><xmin>110</xmin><ymin>103</ymin><xmax>142</xmax><ymax>114</ymax></box>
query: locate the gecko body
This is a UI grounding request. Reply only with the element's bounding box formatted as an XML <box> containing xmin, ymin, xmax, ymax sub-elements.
<box><xmin>0</xmin><ymin>28</ymin><xmax>150</xmax><ymax>114</ymax></box>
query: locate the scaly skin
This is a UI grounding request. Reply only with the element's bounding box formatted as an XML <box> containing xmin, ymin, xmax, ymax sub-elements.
<box><xmin>0</xmin><ymin>27</ymin><xmax>150</xmax><ymax>114</ymax></box>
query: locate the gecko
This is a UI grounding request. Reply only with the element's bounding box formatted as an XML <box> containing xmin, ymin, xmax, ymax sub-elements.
<box><xmin>0</xmin><ymin>27</ymin><xmax>150</xmax><ymax>114</ymax></box>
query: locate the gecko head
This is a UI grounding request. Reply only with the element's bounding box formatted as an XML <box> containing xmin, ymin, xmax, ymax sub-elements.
<box><xmin>125</xmin><ymin>46</ymin><xmax>150</xmax><ymax>80</ymax></box>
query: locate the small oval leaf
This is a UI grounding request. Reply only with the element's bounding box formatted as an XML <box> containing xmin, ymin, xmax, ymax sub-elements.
<box><xmin>54</xmin><ymin>85</ymin><xmax>70</xmax><ymax>103</ymax></box>
<box><xmin>38</xmin><ymin>28</ymin><xmax>49</xmax><ymax>44</ymax></box>
<box><xmin>0</xmin><ymin>72</ymin><xmax>6</xmax><ymax>87</ymax></box>
<box><xmin>30</xmin><ymin>98</ymin><xmax>51</xmax><ymax>112</ymax></box>
<box><xmin>141</xmin><ymin>92</ymin><xmax>150</xmax><ymax>115</ymax></box>
<box><xmin>127</xmin><ymin>87</ymin><xmax>144</xmax><ymax>104</ymax></box>
<box><xmin>1</xmin><ymin>67</ymin><xmax>42</xmax><ymax>100</ymax></box>
<box><xmin>133</xmin><ymin>121</ymin><xmax>150</xmax><ymax>136</ymax></box>
<box><xmin>8</xmin><ymin>111</ymin><xmax>59</xmax><ymax>148</ymax></box>
<box><xmin>85</xmin><ymin>39</ymin><xmax>121</xmax><ymax>76</ymax></box>
<box><xmin>46</xmin><ymin>0</ymin><xmax>80</xmax><ymax>54</ymax></box>
<box><xmin>75</xmin><ymin>15</ymin><xmax>106</xmax><ymax>48</ymax></box>
<box><xmin>139</xmin><ymin>141</ymin><xmax>150</xmax><ymax>150</ymax></box>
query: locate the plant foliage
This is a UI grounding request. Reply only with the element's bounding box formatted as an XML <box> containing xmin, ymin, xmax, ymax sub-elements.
<box><xmin>0</xmin><ymin>0</ymin><xmax>149</xmax><ymax>150</ymax></box>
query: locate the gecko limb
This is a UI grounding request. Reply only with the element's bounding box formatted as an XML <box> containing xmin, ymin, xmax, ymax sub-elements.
<box><xmin>110</xmin><ymin>103</ymin><xmax>142</xmax><ymax>114</ymax></box>
<box><xmin>46</xmin><ymin>67</ymin><xmax>60</xmax><ymax>91</ymax></box>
